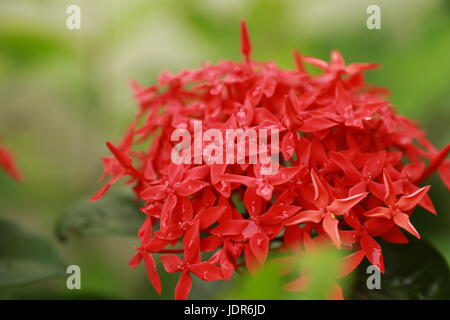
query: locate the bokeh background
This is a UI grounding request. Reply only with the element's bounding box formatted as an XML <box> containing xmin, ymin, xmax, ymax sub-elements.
<box><xmin>0</xmin><ymin>0</ymin><xmax>449</xmax><ymax>299</ymax></box>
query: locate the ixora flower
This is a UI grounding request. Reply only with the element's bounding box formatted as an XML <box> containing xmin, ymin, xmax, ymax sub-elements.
<box><xmin>93</xmin><ymin>21</ymin><xmax>450</xmax><ymax>299</ymax></box>
<box><xmin>0</xmin><ymin>144</ymin><xmax>21</xmax><ymax>181</ymax></box>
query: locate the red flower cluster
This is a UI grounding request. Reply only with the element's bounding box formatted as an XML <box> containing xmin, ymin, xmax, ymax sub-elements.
<box><xmin>0</xmin><ymin>144</ymin><xmax>21</xmax><ymax>181</ymax></box>
<box><xmin>93</xmin><ymin>21</ymin><xmax>450</xmax><ymax>299</ymax></box>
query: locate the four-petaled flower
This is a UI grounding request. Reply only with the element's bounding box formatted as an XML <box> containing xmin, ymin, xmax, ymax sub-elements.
<box><xmin>140</xmin><ymin>163</ymin><xmax>209</xmax><ymax>229</ymax></box>
<box><xmin>286</xmin><ymin>170</ymin><xmax>367</xmax><ymax>249</ymax></box>
<box><xmin>160</xmin><ymin>221</ymin><xmax>223</xmax><ymax>300</ymax></box>
<box><xmin>364</xmin><ymin>171</ymin><xmax>430</xmax><ymax>239</ymax></box>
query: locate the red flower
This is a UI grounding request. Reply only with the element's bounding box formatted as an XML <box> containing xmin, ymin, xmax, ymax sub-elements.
<box><xmin>93</xmin><ymin>21</ymin><xmax>450</xmax><ymax>299</ymax></box>
<box><xmin>129</xmin><ymin>247</ymin><xmax>162</xmax><ymax>295</ymax></box>
<box><xmin>0</xmin><ymin>145</ymin><xmax>21</xmax><ymax>181</ymax></box>
<box><xmin>286</xmin><ymin>170</ymin><xmax>367</xmax><ymax>249</ymax></box>
<box><xmin>160</xmin><ymin>220</ymin><xmax>223</xmax><ymax>300</ymax></box>
<box><xmin>341</xmin><ymin>213</ymin><xmax>390</xmax><ymax>272</ymax></box>
<box><xmin>140</xmin><ymin>163</ymin><xmax>209</xmax><ymax>230</ymax></box>
<box><xmin>364</xmin><ymin>171</ymin><xmax>429</xmax><ymax>239</ymax></box>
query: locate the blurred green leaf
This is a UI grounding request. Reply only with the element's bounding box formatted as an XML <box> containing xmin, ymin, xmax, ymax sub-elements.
<box><xmin>231</xmin><ymin>192</ymin><xmax>246</xmax><ymax>214</ymax></box>
<box><xmin>0</xmin><ymin>218</ymin><xmax>66</xmax><ymax>288</ymax></box>
<box><xmin>224</xmin><ymin>259</ymin><xmax>285</xmax><ymax>300</ymax></box>
<box><xmin>56</xmin><ymin>194</ymin><xmax>145</xmax><ymax>241</ymax></box>
<box><xmin>224</xmin><ymin>248</ymin><xmax>347</xmax><ymax>300</ymax></box>
<box><xmin>0</xmin><ymin>29</ymin><xmax>72</xmax><ymax>69</ymax></box>
<box><xmin>351</xmin><ymin>238</ymin><xmax>450</xmax><ymax>299</ymax></box>
<box><xmin>296</xmin><ymin>247</ymin><xmax>343</xmax><ymax>300</ymax></box>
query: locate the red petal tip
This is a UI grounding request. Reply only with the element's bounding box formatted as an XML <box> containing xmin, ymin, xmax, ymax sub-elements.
<box><xmin>240</xmin><ymin>20</ymin><xmax>252</xmax><ymax>64</ymax></box>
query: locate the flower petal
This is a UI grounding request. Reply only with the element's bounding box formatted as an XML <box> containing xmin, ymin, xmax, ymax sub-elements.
<box><xmin>140</xmin><ymin>185</ymin><xmax>168</xmax><ymax>200</ymax></box>
<box><xmin>301</xmin><ymin>117</ymin><xmax>336</xmax><ymax>132</ymax></box>
<box><xmin>128</xmin><ymin>251</ymin><xmax>143</xmax><ymax>269</ymax></box>
<box><xmin>397</xmin><ymin>185</ymin><xmax>430</xmax><ymax>212</ymax></box>
<box><xmin>189</xmin><ymin>262</ymin><xmax>223</xmax><ymax>281</ymax></box>
<box><xmin>330</xmin><ymin>151</ymin><xmax>361</xmax><ymax>182</ymax></box>
<box><xmin>338</xmin><ymin>250</ymin><xmax>365</xmax><ymax>278</ymax></box>
<box><xmin>244</xmin><ymin>245</ymin><xmax>260</xmax><ymax>275</ymax></box>
<box><xmin>401</xmin><ymin>161</ymin><xmax>425</xmax><ymax>182</ymax></box>
<box><xmin>285</xmin><ymin>210</ymin><xmax>323</xmax><ymax>225</ymax></box>
<box><xmin>160</xmin><ymin>193</ymin><xmax>178</xmax><ymax>230</ymax></box>
<box><xmin>364</xmin><ymin>206</ymin><xmax>392</xmax><ymax>219</ymax></box>
<box><xmin>260</xmin><ymin>205</ymin><xmax>301</xmax><ymax>225</ymax></box>
<box><xmin>160</xmin><ymin>254</ymin><xmax>183</xmax><ymax>273</ymax></box>
<box><xmin>310</xmin><ymin>170</ymin><xmax>329</xmax><ymax>209</ymax></box>
<box><xmin>175</xmin><ymin>180</ymin><xmax>209</xmax><ymax>197</ymax></box>
<box><xmin>362</xmin><ymin>151</ymin><xmax>386</xmax><ymax>179</ymax></box>
<box><xmin>382</xmin><ymin>170</ymin><xmax>397</xmax><ymax>207</ymax></box>
<box><xmin>220</xmin><ymin>174</ymin><xmax>256</xmax><ymax>187</ymax></box>
<box><xmin>393</xmin><ymin>211</ymin><xmax>420</xmax><ymax>239</ymax></box>
<box><xmin>240</xmin><ymin>20</ymin><xmax>252</xmax><ymax>63</ymax></box>
<box><xmin>0</xmin><ymin>146</ymin><xmax>21</xmax><ymax>181</ymax></box>
<box><xmin>90</xmin><ymin>176</ymin><xmax>119</xmax><ymax>201</ymax></box>
<box><xmin>183</xmin><ymin>221</ymin><xmax>200</xmax><ymax>263</ymax></box>
<box><xmin>360</xmin><ymin>235</ymin><xmax>384</xmax><ymax>273</ymax></box>
<box><xmin>281</xmin><ymin>131</ymin><xmax>295</xmax><ymax>160</ymax></box>
<box><xmin>210</xmin><ymin>220</ymin><xmax>250</xmax><ymax>236</ymax></box>
<box><xmin>268</xmin><ymin>166</ymin><xmax>302</xmax><ymax>185</ymax></box>
<box><xmin>197</xmin><ymin>206</ymin><xmax>227</xmax><ymax>229</ymax></box>
<box><xmin>327</xmin><ymin>192</ymin><xmax>367</xmax><ymax>216</ymax></box>
<box><xmin>142</xmin><ymin>253</ymin><xmax>162</xmax><ymax>294</ymax></box>
<box><xmin>244</xmin><ymin>187</ymin><xmax>262</xmax><ymax>217</ymax></box>
<box><xmin>322</xmin><ymin>215</ymin><xmax>341</xmax><ymax>249</ymax></box>
<box><xmin>249</xmin><ymin>233</ymin><xmax>270</xmax><ymax>264</ymax></box>
<box><xmin>174</xmin><ymin>271</ymin><xmax>192</xmax><ymax>300</ymax></box>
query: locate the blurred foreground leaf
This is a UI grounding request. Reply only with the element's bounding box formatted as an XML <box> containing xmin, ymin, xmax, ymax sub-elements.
<box><xmin>224</xmin><ymin>260</ymin><xmax>285</xmax><ymax>300</ymax></box>
<box><xmin>0</xmin><ymin>218</ymin><xmax>65</xmax><ymax>287</ymax></box>
<box><xmin>351</xmin><ymin>238</ymin><xmax>450</xmax><ymax>299</ymax></box>
<box><xmin>295</xmin><ymin>247</ymin><xmax>343</xmax><ymax>300</ymax></box>
<box><xmin>56</xmin><ymin>194</ymin><xmax>144</xmax><ymax>241</ymax></box>
<box><xmin>224</xmin><ymin>247</ymin><xmax>347</xmax><ymax>300</ymax></box>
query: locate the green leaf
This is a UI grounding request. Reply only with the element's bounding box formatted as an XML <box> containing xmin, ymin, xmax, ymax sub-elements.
<box><xmin>295</xmin><ymin>247</ymin><xmax>343</xmax><ymax>300</ymax></box>
<box><xmin>224</xmin><ymin>259</ymin><xmax>285</xmax><ymax>300</ymax></box>
<box><xmin>223</xmin><ymin>248</ymin><xmax>349</xmax><ymax>300</ymax></box>
<box><xmin>0</xmin><ymin>218</ymin><xmax>66</xmax><ymax>288</ymax></box>
<box><xmin>56</xmin><ymin>193</ymin><xmax>145</xmax><ymax>241</ymax></box>
<box><xmin>231</xmin><ymin>192</ymin><xmax>246</xmax><ymax>214</ymax></box>
<box><xmin>350</xmin><ymin>238</ymin><xmax>450</xmax><ymax>299</ymax></box>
